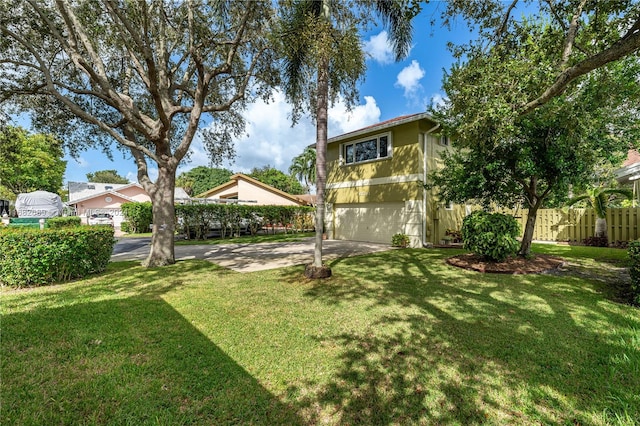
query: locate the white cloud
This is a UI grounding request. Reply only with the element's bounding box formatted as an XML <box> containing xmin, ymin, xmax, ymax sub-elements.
<box><xmin>363</xmin><ymin>31</ymin><xmax>394</xmax><ymax>65</ymax></box>
<box><xmin>125</xmin><ymin>171</ymin><xmax>138</xmax><ymax>183</ymax></box>
<box><xmin>186</xmin><ymin>90</ymin><xmax>382</xmax><ymax>176</ymax></box>
<box><xmin>395</xmin><ymin>60</ymin><xmax>425</xmax><ymax>97</ymax></box>
<box><xmin>429</xmin><ymin>93</ymin><xmax>448</xmax><ymax>110</ymax></box>
<box><xmin>328</xmin><ymin>96</ymin><xmax>381</xmax><ymax>134</ymax></box>
<box><xmin>71</xmin><ymin>156</ymin><xmax>89</xmax><ymax>168</ymax></box>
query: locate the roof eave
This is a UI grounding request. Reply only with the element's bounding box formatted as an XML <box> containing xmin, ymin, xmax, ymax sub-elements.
<box><xmin>321</xmin><ymin>112</ymin><xmax>437</xmax><ymax>146</ymax></box>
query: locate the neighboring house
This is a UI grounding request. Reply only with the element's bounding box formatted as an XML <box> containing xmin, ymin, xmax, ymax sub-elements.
<box><xmin>324</xmin><ymin>112</ymin><xmax>465</xmax><ymax>247</ymax></box>
<box><xmin>66</xmin><ymin>182</ymin><xmax>190</xmax><ymax>228</ymax></box>
<box><xmin>68</xmin><ymin>181</ymin><xmax>129</xmax><ymax>201</ymax></box>
<box><xmin>196</xmin><ymin>173</ymin><xmax>311</xmax><ymax>206</ymax></box>
<box><xmin>615</xmin><ymin>149</ymin><xmax>640</xmax><ymax>206</ymax></box>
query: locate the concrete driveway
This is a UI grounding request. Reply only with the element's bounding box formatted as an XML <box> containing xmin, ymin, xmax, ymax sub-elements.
<box><xmin>111</xmin><ymin>237</ymin><xmax>392</xmax><ymax>272</ymax></box>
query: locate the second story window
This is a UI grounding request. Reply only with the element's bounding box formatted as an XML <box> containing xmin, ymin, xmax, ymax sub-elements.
<box><xmin>342</xmin><ymin>133</ymin><xmax>391</xmax><ymax>165</ymax></box>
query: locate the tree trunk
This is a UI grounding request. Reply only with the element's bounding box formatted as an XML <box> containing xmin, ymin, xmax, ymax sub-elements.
<box><xmin>594</xmin><ymin>217</ymin><xmax>608</xmax><ymax>239</ymax></box>
<box><xmin>305</xmin><ymin>44</ymin><xmax>331</xmax><ymax>279</ymax></box>
<box><xmin>519</xmin><ymin>205</ymin><xmax>539</xmax><ymax>257</ymax></box>
<box><xmin>143</xmin><ymin>167</ymin><xmax>176</xmax><ymax>267</ymax></box>
<box><xmin>313</xmin><ymin>57</ymin><xmax>328</xmax><ymax>268</ymax></box>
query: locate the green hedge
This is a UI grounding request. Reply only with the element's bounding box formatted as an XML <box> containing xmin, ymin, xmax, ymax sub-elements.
<box><xmin>121</xmin><ymin>202</ymin><xmax>153</xmax><ymax>233</ymax></box>
<box><xmin>47</xmin><ymin>216</ymin><xmax>82</xmax><ymax>228</ymax></box>
<box><xmin>627</xmin><ymin>240</ymin><xmax>640</xmax><ymax>305</ymax></box>
<box><xmin>175</xmin><ymin>204</ymin><xmax>314</xmax><ymax>240</ymax></box>
<box><xmin>461</xmin><ymin>211</ymin><xmax>520</xmax><ymax>262</ymax></box>
<box><xmin>0</xmin><ymin>227</ymin><xmax>116</xmax><ymax>287</ymax></box>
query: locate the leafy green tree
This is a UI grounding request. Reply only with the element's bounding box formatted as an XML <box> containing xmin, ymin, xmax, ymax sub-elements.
<box><xmin>1</xmin><ymin>2</ymin><xmax>278</xmax><ymax>267</ymax></box>
<box><xmin>177</xmin><ymin>166</ymin><xmax>233</xmax><ymax>197</ymax></box>
<box><xmin>86</xmin><ymin>170</ymin><xmax>129</xmax><ymax>184</ymax></box>
<box><xmin>442</xmin><ymin>0</ymin><xmax>640</xmax><ymax>117</ymax></box>
<box><xmin>289</xmin><ymin>147</ymin><xmax>316</xmax><ymax>194</ymax></box>
<box><xmin>248</xmin><ymin>165</ymin><xmax>305</xmax><ymax>195</ymax></box>
<box><xmin>0</xmin><ymin>126</ymin><xmax>66</xmax><ymax>197</ymax></box>
<box><xmin>277</xmin><ymin>0</ymin><xmax>417</xmax><ymax>276</ymax></box>
<box><xmin>567</xmin><ymin>187</ymin><xmax>633</xmax><ymax>240</ymax></box>
<box><xmin>430</xmin><ymin>24</ymin><xmax>640</xmax><ymax>256</ymax></box>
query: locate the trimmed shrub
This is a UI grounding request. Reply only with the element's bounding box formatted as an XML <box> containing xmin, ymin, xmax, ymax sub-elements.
<box><xmin>391</xmin><ymin>233</ymin><xmax>410</xmax><ymax>248</ymax></box>
<box><xmin>47</xmin><ymin>216</ymin><xmax>82</xmax><ymax>228</ymax></box>
<box><xmin>0</xmin><ymin>226</ymin><xmax>116</xmax><ymax>287</ymax></box>
<box><xmin>175</xmin><ymin>204</ymin><xmax>314</xmax><ymax>239</ymax></box>
<box><xmin>627</xmin><ymin>240</ymin><xmax>640</xmax><ymax>305</ymax></box>
<box><xmin>461</xmin><ymin>211</ymin><xmax>520</xmax><ymax>262</ymax></box>
<box><xmin>121</xmin><ymin>201</ymin><xmax>153</xmax><ymax>233</ymax></box>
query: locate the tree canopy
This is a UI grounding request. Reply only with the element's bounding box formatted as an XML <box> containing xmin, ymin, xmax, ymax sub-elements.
<box><xmin>289</xmin><ymin>147</ymin><xmax>316</xmax><ymax>193</ymax></box>
<box><xmin>441</xmin><ymin>0</ymin><xmax>640</xmax><ymax>117</ymax></box>
<box><xmin>0</xmin><ymin>125</ymin><xmax>66</xmax><ymax>198</ymax></box>
<box><xmin>430</xmin><ymin>19</ymin><xmax>640</xmax><ymax>256</ymax></box>
<box><xmin>177</xmin><ymin>166</ymin><xmax>233</xmax><ymax>197</ymax></box>
<box><xmin>1</xmin><ymin>1</ymin><xmax>279</xmax><ymax>266</ymax></box>
<box><xmin>86</xmin><ymin>170</ymin><xmax>129</xmax><ymax>184</ymax></box>
<box><xmin>248</xmin><ymin>165</ymin><xmax>305</xmax><ymax>195</ymax></box>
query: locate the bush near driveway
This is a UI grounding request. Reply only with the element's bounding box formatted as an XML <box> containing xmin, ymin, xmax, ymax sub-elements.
<box><xmin>0</xmin><ymin>226</ymin><xmax>115</xmax><ymax>287</ymax></box>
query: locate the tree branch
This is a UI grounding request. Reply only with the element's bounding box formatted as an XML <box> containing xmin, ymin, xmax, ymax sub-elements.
<box><xmin>521</xmin><ymin>23</ymin><xmax>640</xmax><ymax>115</ymax></box>
<box><xmin>558</xmin><ymin>0</ymin><xmax>587</xmax><ymax>70</ymax></box>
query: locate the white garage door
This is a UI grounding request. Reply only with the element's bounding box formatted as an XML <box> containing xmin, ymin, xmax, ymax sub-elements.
<box><xmin>331</xmin><ymin>201</ymin><xmax>422</xmax><ymax>246</ymax></box>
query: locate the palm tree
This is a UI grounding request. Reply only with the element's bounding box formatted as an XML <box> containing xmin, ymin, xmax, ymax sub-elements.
<box><xmin>289</xmin><ymin>147</ymin><xmax>316</xmax><ymax>194</ymax></box>
<box><xmin>567</xmin><ymin>186</ymin><xmax>633</xmax><ymax>239</ymax></box>
<box><xmin>278</xmin><ymin>0</ymin><xmax>416</xmax><ymax>278</ymax></box>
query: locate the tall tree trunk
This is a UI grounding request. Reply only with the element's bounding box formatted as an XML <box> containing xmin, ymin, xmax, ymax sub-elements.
<box><xmin>594</xmin><ymin>217</ymin><xmax>608</xmax><ymax>239</ymax></box>
<box><xmin>313</xmin><ymin>56</ymin><xmax>328</xmax><ymax>269</ymax></box>
<box><xmin>305</xmin><ymin>33</ymin><xmax>332</xmax><ymax>278</ymax></box>
<box><xmin>143</xmin><ymin>166</ymin><xmax>176</xmax><ymax>267</ymax></box>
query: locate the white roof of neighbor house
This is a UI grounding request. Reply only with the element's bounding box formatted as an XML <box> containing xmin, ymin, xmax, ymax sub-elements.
<box><xmin>66</xmin><ymin>181</ymin><xmax>191</xmax><ymax>205</ymax></box>
<box><xmin>68</xmin><ymin>181</ymin><xmax>129</xmax><ymax>201</ymax></box>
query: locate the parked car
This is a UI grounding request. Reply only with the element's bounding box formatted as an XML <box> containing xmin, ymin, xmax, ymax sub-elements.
<box><xmin>88</xmin><ymin>213</ymin><xmax>113</xmax><ymax>226</ymax></box>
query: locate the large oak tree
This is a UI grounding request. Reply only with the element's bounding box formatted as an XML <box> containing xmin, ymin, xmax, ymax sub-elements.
<box><xmin>0</xmin><ymin>1</ymin><xmax>278</xmax><ymax>266</ymax></box>
<box><xmin>430</xmin><ymin>17</ymin><xmax>640</xmax><ymax>256</ymax></box>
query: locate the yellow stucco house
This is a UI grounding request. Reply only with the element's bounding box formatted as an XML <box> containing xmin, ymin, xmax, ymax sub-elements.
<box><xmin>325</xmin><ymin>112</ymin><xmax>466</xmax><ymax>247</ymax></box>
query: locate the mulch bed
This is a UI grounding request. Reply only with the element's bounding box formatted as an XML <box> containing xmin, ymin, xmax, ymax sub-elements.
<box><xmin>446</xmin><ymin>253</ymin><xmax>565</xmax><ymax>274</ymax></box>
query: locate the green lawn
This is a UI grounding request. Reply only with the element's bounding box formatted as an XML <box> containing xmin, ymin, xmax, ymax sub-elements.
<box><xmin>2</xmin><ymin>245</ymin><xmax>639</xmax><ymax>425</ymax></box>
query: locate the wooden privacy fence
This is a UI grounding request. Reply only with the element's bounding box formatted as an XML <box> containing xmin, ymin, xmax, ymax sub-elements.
<box><xmin>505</xmin><ymin>208</ymin><xmax>640</xmax><ymax>242</ymax></box>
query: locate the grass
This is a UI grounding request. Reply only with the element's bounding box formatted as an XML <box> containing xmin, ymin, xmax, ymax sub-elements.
<box><xmin>2</xmin><ymin>245</ymin><xmax>639</xmax><ymax>425</ymax></box>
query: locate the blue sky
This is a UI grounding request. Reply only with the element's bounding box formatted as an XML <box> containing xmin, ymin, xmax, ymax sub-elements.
<box><xmin>14</xmin><ymin>3</ymin><xmax>478</xmax><ymax>185</ymax></box>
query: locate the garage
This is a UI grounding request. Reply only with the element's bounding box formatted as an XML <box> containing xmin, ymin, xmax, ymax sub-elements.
<box><xmin>330</xmin><ymin>201</ymin><xmax>423</xmax><ymax>247</ymax></box>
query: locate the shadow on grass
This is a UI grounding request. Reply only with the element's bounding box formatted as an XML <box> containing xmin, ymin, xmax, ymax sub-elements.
<box><xmin>282</xmin><ymin>249</ymin><xmax>640</xmax><ymax>424</ymax></box>
<box><xmin>1</xmin><ymin>291</ymin><xmax>303</xmax><ymax>425</ymax></box>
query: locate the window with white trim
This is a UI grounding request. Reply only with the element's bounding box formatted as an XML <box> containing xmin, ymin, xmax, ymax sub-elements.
<box><xmin>341</xmin><ymin>133</ymin><xmax>391</xmax><ymax>165</ymax></box>
<box><xmin>439</xmin><ymin>136</ymin><xmax>450</xmax><ymax>146</ymax></box>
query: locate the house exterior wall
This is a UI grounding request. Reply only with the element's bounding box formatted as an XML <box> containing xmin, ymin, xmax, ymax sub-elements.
<box><xmin>325</xmin><ymin>116</ymin><xmax>466</xmax><ymax>247</ymax></box>
<box><xmin>237</xmin><ymin>180</ymin><xmax>300</xmax><ymax>205</ymax></box>
<box><xmin>204</xmin><ymin>179</ymin><xmax>302</xmax><ymax>206</ymax></box>
<box><xmin>72</xmin><ymin>194</ymin><xmax>129</xmax><ymax>226</ymax></box>
<box><xmin>116</xmin><ymin>186</ymin><xmax>150</xmax><ymax>202</ymax></box>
